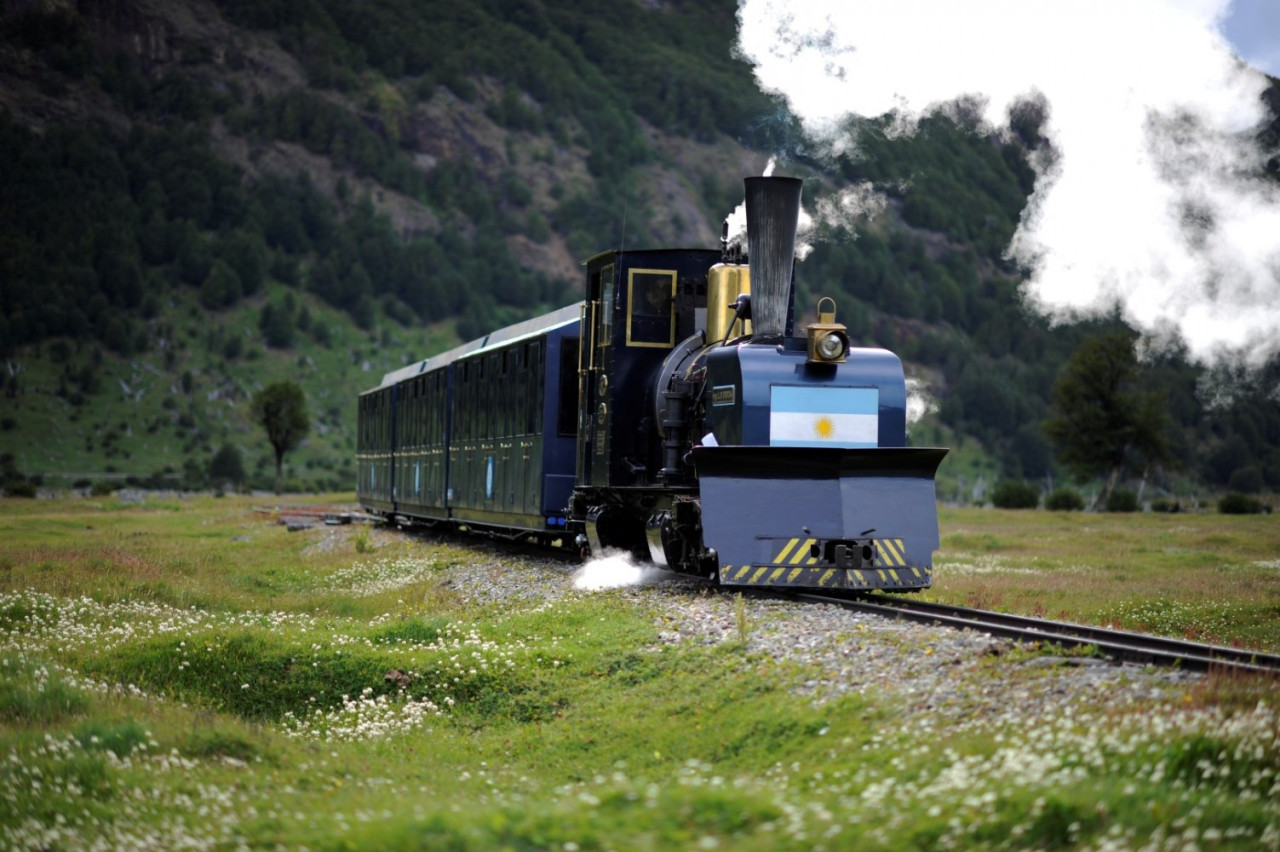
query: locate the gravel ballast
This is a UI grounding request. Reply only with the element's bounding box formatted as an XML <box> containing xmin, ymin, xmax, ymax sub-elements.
<box><xmin>431</xmin><ymin>543</ymin><xmax>1202</xmax><ymax>728</ymax></box>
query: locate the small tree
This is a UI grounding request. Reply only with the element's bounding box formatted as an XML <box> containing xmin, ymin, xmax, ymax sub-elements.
<box><xmin>1042</xmin><ymin>331</ymin><xmax>1170</xmax><ymax>507</ymax></box>
<box><xmin>1105</xmin><ymin>487</ymin><xmax>1139</xmax><ymax>513</ymax></box>
<box><xmin>250</xmin><ymin>381</ymin><xmax>309</xmax><ymax>493</ymax></box>
<box><xmin>260</xmin><ymin>300</ymin><xmax>296</xmax><ymax>349</ymax></box>
<box><xmin>208</xmin><ymin>443</ymin><xmax>246</xmax><ymax>491</ymax></box>
<box><xmin>199</xmin><ymin>259</ymin><xmax>242</xmax><ymax>309</ymax></box>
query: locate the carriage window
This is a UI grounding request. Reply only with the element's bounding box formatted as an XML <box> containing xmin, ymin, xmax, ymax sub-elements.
<box><xmin>598</xmin><ymin>264</ymin><xmax>614</xmax><ymax>348</ymax></box>
<box><xmin>457</xmin><ymin>371</ymin><xmax>469</xmax><ymax>441</ymax></box>
<box><xmin>526</xmin><ymin>341</ymin><xmax>541</xmax><ymax>434</ymax></box>
<box><xmin>558</xmin><ymin>339</ymin><xmax>579</xmax><ymax>437</ymax></box>
<box><xmin>627</xmin><ymin>268</ymin><xmax>677</xmax><ymax>347</ymax></box>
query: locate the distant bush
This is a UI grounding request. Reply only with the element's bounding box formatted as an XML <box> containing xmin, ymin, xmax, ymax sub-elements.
<box><xmin>209</xmin><ymin>443</ymin><xmax>246</xmax><ymax>489</ymax></box>
<box><xmin>1150</xmin><ymin>497</ymin><xmax>1181</xmax><ymax>513</ymax></box>
<box><xmin>90</xmin><ymin>480</ymin><xmax>116</xmax><ymax>497</ymax></box>
<box><xmin>1105</xmin><ymin>488</ymin><xmax>1139</xmax><ymax>513</ymax></box>
<box><xmin>1</xmin><ymin>453</ymin><xmax>35</xmax><ymax>497</ymax></box>
<box><xmin>991</xmin><ymin>480</ymin><xmax>1039</xmax><ymax>509</ymax></box>
<box><xmin>4</xmin><ymin>480</ymin><xmax>37</xmax><ymax>498</ymax></box>
<box><xmin>1227</xmin><ymin>466</ymin><xmax>1264</xmax><ymax>495</ymax></box>
<box><xmin>1219</xmin><ymin>493</ymin><xmax>1265</xmax><ymax>515</ymax></box>
<box><xmin>260</xmin><ymin>300</ymin><xmax>296</xmax><ymax>349</ymax></box>
<box><xmin>1045</xmin><ymin>487</ymin><xmax>1085</xmax><ymax>511</ymax></box>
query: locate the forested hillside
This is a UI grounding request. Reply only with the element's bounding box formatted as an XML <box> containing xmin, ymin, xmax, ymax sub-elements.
<box><xmin>1</xmin><ymin>0</ymin><xmax>1277</xmax><ymax>501</ymax></box>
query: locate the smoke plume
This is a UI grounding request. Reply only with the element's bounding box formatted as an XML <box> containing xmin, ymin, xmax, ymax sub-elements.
<box><xmin>736</xmin><ymin>0</ymin><xmax>1280</xmax><ymax>363</ymax></box>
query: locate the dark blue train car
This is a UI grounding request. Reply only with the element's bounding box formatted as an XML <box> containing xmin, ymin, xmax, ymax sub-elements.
<box><xmin>357</xmin><ymin>304</ymin><xmax>581</xmax><ymax>539</ymax></box>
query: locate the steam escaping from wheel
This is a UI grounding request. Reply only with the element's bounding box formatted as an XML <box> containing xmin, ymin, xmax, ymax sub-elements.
<box><xmin>572</xmin><ymin>551</ymin><xmax>672</xmax><ymax>590</ymax></box>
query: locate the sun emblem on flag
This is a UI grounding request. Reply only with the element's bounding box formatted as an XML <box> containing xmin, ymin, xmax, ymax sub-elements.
<box><xmin>813</xmin><ymin>415</ymin><xmax>835</xmax><ymax>440</ymax></box>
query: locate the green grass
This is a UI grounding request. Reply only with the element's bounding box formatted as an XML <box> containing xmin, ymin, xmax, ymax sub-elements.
<box><xmin>1</xmin><ymin>495</ymin><xmax>1278</xmax><ymax>849</ymax></box>
<box><xmin>0</xmin><ymin>283</ymin><xmax>460</xmax><ymax>492</ymax></box>
<box><xmin>927</xmin><ymin>506</ymin><xmax>1280</xmax><ymax>650</ymax></box>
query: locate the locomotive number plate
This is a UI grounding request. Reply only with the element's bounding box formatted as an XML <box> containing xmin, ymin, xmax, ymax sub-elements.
<box><xmin>710</xmin><ymin>385</ymin><xmax>736</xmax><ymax>407</ymax></box>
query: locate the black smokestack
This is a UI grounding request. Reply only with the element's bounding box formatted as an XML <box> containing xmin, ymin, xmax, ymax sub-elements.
<box><xmin>745</xmin><ymin>176</ymin><xmax>803</xmax><ymax>341</ymax></box>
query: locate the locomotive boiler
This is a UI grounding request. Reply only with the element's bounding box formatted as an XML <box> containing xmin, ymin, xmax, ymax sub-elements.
<box><xmin>357</xmin><ymin>176</ymin><xmax>947</xmax><ymax>591</ymax></box>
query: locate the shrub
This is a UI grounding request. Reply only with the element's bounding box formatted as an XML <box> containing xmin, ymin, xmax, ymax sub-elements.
<box><xmin>991</xmin><ymin>480</ymin><xmax>1039</xmax><ymax>509</ymax></box>
<box><xmin>209</xmin><ymin>443</ymin><xmax>246</xmax><ymax>488</ymax></box>
<box><xmin>4</xmin><ymin>480</ymin><xmax>37</xmax><ymax>498</ymax></box>
<box><xmin>1227</xmin><ymin>466</ymin><xmax>1264</xmax><ymax>494</ymax></box>
<box><xmin>1219</xmin><ymin>493</ymin><xmax>1264</xmax><ymax>515</ymax></box>
<box><xmin>1045</xmin><ymin>487</ymin><xmax>1085</xmax><ymax>511</ymax></box>
<box><xmin>89</xmin><ymin>480</ymin><xmax>116</xmax><ymax>497</ymax></box>
<box><xmin>1105</xmin><ymin>487</ymin><xmax>1138</xmax><ymax>512</ymax></box>
<box><xmin>1150</xmin><ymin>497</ymin><xmax>1181</xmax><ymax>513</ymax></box>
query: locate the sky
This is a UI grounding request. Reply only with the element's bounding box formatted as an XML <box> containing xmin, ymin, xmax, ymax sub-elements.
<box><xmin>736</xmin><ymin>0</ymin><xmax>1280</xmax><ymax>365</ymax></box>
<box><xmin>1222</xmin><ymin>0</ymin><xmax>1280</xmax><ymax>77</ymax></box>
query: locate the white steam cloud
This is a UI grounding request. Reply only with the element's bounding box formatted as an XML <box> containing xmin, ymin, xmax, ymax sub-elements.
<box><xmin>725</xmin><ymin>177</ymin><xmax>886</xmax><ymax>260</ymax></box>
<box><xmin>572</xmin><ymin>552</ymin><xmax>671</xmax><ymax>590</ymax></box>
<box><xmin>736</xmin><ymin>0</ymin><xmax>1280</xmax><ymax>363</ymax></box>
<box><xmin>905</xmin><ymin>376</ymin><xmax>937</xmax><ymax>432</ymax></box>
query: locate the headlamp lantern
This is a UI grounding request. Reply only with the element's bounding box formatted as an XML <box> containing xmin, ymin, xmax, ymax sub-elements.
<box><xmin>805</xmin><ymin>297</ymin><xmax>849</xmax><ymax>364</ymax></box>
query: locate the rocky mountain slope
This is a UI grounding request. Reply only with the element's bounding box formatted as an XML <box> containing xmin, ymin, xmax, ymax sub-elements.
<box><xmin>2</xmin><ymin>0</ymin><xmax>1277</xmax><ymax>499</ymax></box>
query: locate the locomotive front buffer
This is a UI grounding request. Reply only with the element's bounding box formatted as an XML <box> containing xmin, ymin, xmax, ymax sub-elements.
<box><xmin>693</xmin><ymin>445</ymin><xmax>947</xmax><ymax>591</ymax></box>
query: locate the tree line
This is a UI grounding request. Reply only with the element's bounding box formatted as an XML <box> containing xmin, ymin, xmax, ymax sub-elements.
<box><xmin>0</xmin><ymin>112</ymin><xmax>570</xmax><ymax>356</ymax></box>
<box><xmin>1</xmin><ymin>0</ymin><xmax>1276</xmax><ymax>500</ymax></box>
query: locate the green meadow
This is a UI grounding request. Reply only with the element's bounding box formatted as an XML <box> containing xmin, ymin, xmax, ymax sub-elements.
<box><xmin>930</xmin><ymin>506</ymin><xmax>1280</xmax><ymax>652</ymax></box>
<box><xmin>1</xmin><ymin>494</ymin><xmax>1277</xmax><ymax>849</ymax></box>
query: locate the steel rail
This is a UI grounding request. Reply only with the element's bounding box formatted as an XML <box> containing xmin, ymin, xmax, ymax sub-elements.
<box><xmin>357</xmin><ymin>525</ymin><xmax>1278</xmax><ymax>676</ymax></box>
<box><xmin>779</xmin><ymin>592</ymin><xmax>1280</xmax><ymax>675</ymax></box>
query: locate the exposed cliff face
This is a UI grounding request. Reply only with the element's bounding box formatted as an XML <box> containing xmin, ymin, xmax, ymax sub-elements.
<box><xmin>0</xmin><ymin>0</ymin><xmax>302</xmax><ymax>138</ymax></box>
<box><xmin>82</xmin><ymin>0</ymin><xmax>304</xmax><ymax>92</ymax></box>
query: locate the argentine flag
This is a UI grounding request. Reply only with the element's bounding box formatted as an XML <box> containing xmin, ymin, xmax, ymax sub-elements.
<box><xmin>769</xmin><ymin>385</ymin><xmax>879</xmax><ymax>448</ymax></box>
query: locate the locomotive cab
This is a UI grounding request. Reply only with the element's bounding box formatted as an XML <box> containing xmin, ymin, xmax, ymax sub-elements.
<box><xmin>570</xmin><ymin>248</ymin><xmax>719</xmax><ymax>560</ymax></box>
<box><xmin>575</xmin><ymin>247</ymin><xmax>719</xmax><ymax>491</ymax></box>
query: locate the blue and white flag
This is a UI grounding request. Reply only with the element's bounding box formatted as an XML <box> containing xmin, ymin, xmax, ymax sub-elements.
<box><xmin>769</xmin><ymin>385</ymin><xmax>879</xmax><ymax>448</ymax></box>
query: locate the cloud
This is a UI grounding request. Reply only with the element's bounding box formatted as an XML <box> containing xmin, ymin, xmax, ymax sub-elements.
<box><xmin>736</xmin><ymin>0</ymin><xmax>1280</xmax><ymax>363</ymax></box>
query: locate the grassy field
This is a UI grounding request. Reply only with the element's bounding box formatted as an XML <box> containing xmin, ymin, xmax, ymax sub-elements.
<box><xmin>929</xmin><ymin>506</ymin><xmax>1280</xmax><ymax>652</ymax></box>
<box><xmin>0</xmin><ymin>283</ymin><xmax>460</xmax><ymax>493</ymax></box>
<box><xmin>1</xmin><ymin>494</ymin><xmax>1277</xmax><ymax>849</ymax></box>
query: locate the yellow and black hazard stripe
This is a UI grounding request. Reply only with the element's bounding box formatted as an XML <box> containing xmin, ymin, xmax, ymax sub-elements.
<box><xmin>765</xmin><ymin>536</ymin><xmax>910</xmax><ymax>568</ymax></box>
<box><xmin>772</xmin><ymin>537</ymin><xmax>818</xmax><ymax>565</ymax></box>
<box><xmin>873</xmin><ymin>538</ymin><xmax>909</xmax><ymax>567</ymax></box>
<box><xmin>719</xmin><ymin>560</ymin><xmax>933</xmax><ymax>590</ymax></box>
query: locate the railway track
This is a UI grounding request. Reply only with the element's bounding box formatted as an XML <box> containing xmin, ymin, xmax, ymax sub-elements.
<box><xmin>350</xmin><ymin>524</ymin><xmax>1277</xmax><ymax>675</ymax></box>
<box><xmin>777</xmin><ymin>591</ymin><xmax>1280</xmax><ymax>675</ymax></box>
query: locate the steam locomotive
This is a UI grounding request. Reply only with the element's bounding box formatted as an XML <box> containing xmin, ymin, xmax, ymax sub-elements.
<box><xmin>357</xmin><ymin>177</ymin><xmax>947</xmax><ymax>591</ymax></box>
